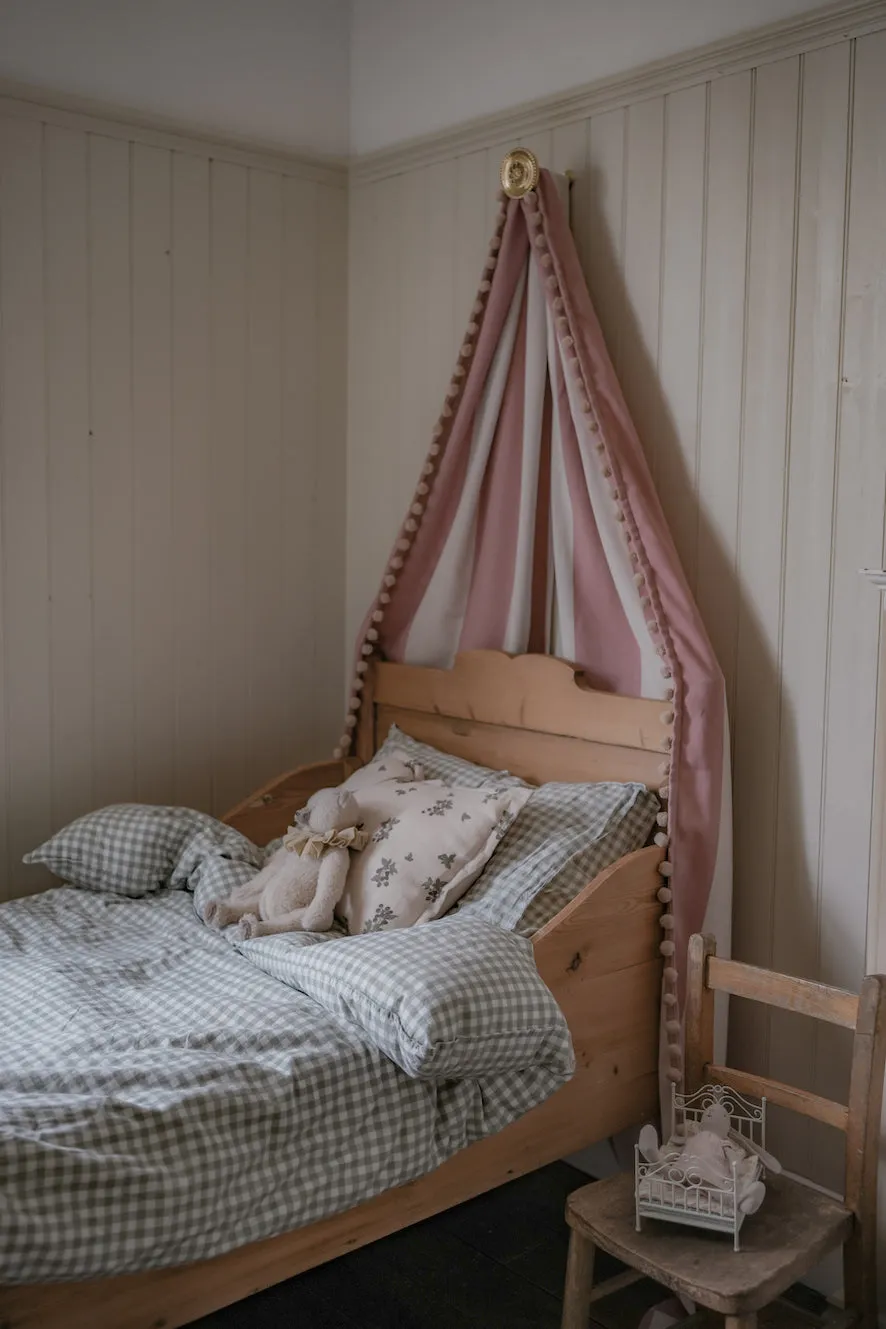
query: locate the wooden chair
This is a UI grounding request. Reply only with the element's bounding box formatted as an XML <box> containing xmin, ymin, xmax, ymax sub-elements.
<box><xmin>560</xmin><ymin>934</ymin><xmax>886</xmax><ymax>1329</ymax></box>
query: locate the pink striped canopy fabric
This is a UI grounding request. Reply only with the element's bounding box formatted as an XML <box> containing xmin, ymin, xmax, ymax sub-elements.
<box><xmin>342</xmin><ymin>169</ymin><xmax>732</xmax><ymax>1097</ymax></box>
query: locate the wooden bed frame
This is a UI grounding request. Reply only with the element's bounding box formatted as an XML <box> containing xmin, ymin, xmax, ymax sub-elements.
<box><xmin>0</xmin><ymin>651</ymin><xmax>667</xmax><ymax>1329</ymax></box>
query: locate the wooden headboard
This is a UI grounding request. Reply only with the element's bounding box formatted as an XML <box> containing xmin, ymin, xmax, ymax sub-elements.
<box><xmin>355</xmin><ymin>650</ymin><xmax>669</xmax><ymax>788</ymax></box>
<box><xmin>225</xmin><ymin>650</ymin><xmax>670</xmax><ymax>843</ymax></box>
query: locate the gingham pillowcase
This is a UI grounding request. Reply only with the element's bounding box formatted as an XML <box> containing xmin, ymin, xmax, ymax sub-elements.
<box><xmin>23</xmin><ymin>804</ymin><xmax>262</xmax><ymax>898</ymax></box>
<box><xmin>249</xmin><ymin>913</ymin><xmax>575</xmax><ymax>1081</ymax></box>
<box><xmin>458</xmin><ymin>781</ymin><xmax>659</xmax><ymax>934</ymax></box>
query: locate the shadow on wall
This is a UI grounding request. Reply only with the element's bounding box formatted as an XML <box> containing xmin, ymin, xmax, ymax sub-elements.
<box><xmin>582</xmin><ymin>163</ymin><xmax>850</xmax><ymax>1196</ymax></box>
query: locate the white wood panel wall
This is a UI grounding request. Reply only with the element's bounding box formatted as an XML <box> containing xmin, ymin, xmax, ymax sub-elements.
<box><xmin>0</xmin><ymin>103</ymin><xmax>347</xmax><ymax>900</ymax></box>
<box><xmin>347</xmin><ymin>30</ymin><xmax>886</xmax><ymax>1187</ymax></box>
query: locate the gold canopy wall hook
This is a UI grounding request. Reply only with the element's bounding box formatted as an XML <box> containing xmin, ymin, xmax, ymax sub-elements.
<box><xmin>500</xmin><ymin>150</ymin><xmax>575</xmax><ymax>223</ymax></box>
<box><xmin>500</xmin><ymin>147</ymin><xmax>540</xmax><ymax>198</ymax></box>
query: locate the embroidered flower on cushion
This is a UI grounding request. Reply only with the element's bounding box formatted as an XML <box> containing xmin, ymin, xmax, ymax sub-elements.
<box><xmin>423</xmin><ymin>795</ymin><xmax>454</xmax><ymax>818</ymax></box>
<box><xmin>362</xmin><ymin>902</ymin><xmax>396</xmax><ymax>932</ymax></box>
<box><xmin>371</xmin><ymin>858</ymin><xmax>398</xmax><ymax>889</ymax></box>
<box><xmin>421</xmin><ymin>877</ymin><xmax>447</xmax><ymax>904</ymax></box>
<box><xmin>371</xmin><ymin>817</ymin><xmax>400</xmax><ymax>844</ymax></box>
<box><xmin>438</xmin><ymin>852</ymin><xmax>456</xmax><ymax>870</ymax></box>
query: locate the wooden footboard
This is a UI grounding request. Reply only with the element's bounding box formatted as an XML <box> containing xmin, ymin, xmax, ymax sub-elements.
<box><xmin>0</xmin><ymin>843</ymin><xmax>662</xmax><ymax>1329</ymax></box>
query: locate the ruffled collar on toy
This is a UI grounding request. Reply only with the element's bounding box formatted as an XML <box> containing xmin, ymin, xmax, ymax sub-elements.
<box><xmin>282</xmin><ymin>825</ymin><xmax>370</xmax><ymax>860</ymax></box>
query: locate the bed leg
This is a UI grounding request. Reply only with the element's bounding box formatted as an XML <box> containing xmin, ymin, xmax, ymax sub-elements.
<box><xmin>561</xmin><ymin>1229</ymin><xmax>595</xmax><ymax>1329</ymax></box>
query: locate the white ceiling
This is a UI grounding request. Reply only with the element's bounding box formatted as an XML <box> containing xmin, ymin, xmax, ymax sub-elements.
<box><xmin>0</xmin><ymin>0</ymin><xmax>352</xmax><ymax>158</ymax></box>
<box><xmin>349</xmin><ymin>0</ymin><xmax>823</xmax><ymax>154</ymax></box>
<box><xmin>0</xmin><ymin>0</ymin><xmax>825</xmax><ymax>158</ymax></box>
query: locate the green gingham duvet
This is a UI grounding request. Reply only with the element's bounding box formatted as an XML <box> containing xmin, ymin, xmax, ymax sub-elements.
<box><xmin>0</xmin><ymin>883</ymin><xmax>573</xmax><ymax>1284</ymax></box>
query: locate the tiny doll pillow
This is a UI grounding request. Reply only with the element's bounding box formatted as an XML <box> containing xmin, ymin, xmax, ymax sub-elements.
<box><xmin>338</xmin><ymin>779</ymin><xmax>532</xmax><ymax>935</ymax></box>
<box><xmin>23</xmin><ymin>804</ymin><xmax>260</xmax><ymax>897</ymax></box>
<box><xmin>262</xmin><ymin>913</ymin><xmax>575</xmax><ymax>1080</ymax></box>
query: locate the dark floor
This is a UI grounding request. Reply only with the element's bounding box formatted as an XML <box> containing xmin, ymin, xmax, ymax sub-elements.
<box><xmin>187</xmin><ymin>1163</ymin><xmax>827</xmax><ymax>1329</ymax></box>
<box><xmin>187</xmin><ymin>1162</ymin><xmax>668</xmax><ymax>1329</ymax></box>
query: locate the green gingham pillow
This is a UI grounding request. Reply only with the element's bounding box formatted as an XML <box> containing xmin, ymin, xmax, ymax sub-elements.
<box><xmin>244</xmin><ymin>913</ymin><xmax>575</xmax><ymax>1081</ymax></box>
<box><xmin>458</xmin><ymin>780</ymin><xmax>659</xmax><ymax>934</ymax></box>
<box><xmin>376</xmin><ymin>726</ymin><xmax>658</xmax><ymax>934</ymax></box>
<box><xmin>23</xmin><ymin>804</ymin><xmax>262</xmax><ymax>899</ymax></box>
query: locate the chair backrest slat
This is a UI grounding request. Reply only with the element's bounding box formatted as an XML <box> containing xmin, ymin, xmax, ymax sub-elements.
<box><xmin>707</xmin><ymin>1063</ymin><xmax>849</xmax><ymax>1132</ymax></box>
<box><xmin>706</xmin><ymin>955</ymin><xmax>859</xmax><ymax>1029</ymax></box>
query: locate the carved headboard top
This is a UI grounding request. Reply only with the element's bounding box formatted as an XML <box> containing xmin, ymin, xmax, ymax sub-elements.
<box><xmin>358</xmin><ymin>650</ymin><xmax>669</xmax><ymax>789</ymax></box>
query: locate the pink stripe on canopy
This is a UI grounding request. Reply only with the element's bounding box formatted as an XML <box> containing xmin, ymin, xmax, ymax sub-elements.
<box><xmin>345</xmin><ymin>168</ymin><xmax>731</xmax><ymax>1101</ymax></box>
<box><xmin>458</xmin><ymin>274</ymin><xmax>529</xmax><ymax>651</ymax></box>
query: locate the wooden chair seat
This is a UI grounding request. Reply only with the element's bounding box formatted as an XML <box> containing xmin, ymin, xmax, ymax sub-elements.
<box><xmin>565</xmin><ymin>1171</ymin><xmax>854</xmax><ymax>1317</ymax></box>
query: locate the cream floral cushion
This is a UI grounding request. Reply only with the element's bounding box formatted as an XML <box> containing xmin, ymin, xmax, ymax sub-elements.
<box><xmin>338</xmin><ymin>779</ymin><xmax>532</xmax><ymax>935</ymax></box>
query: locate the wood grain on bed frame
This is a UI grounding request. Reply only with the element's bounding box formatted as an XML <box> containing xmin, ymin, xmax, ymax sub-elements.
<box><xmin>0</xmin><ymin>651</ymin><xmax>666</xmax><ymax>1329</ymax></box>
<box><xmin>360</xmin><ymin>650</ymin><xmax>670</xmax><ymax>789</ymax></box>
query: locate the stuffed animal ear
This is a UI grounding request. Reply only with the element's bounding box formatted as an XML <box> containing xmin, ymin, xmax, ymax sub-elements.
<box><xmin>638</xmin><ymin>1123</ymin><xmax>661</xmax><ymax>1164</ymax></box>
<box><xmin>335</xmin><ymin>789</ymin><xmax>360</xmax><ymax>822</ymax></box>
<box><xmin>305</xmin><ymin>787</ymin><xmax>352</xmax><ymax>832</ymax></box>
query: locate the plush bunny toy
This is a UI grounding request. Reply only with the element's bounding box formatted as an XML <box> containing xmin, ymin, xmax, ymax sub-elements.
<box><xmin>205</xmin><ymin>788</ymin><xmax>369</xmax><ymax>939</ymax></box>
<box><xmin>638</xmin><ymin>1100</ymin><xmax>779</xmax><ymax>1216</ymax></box>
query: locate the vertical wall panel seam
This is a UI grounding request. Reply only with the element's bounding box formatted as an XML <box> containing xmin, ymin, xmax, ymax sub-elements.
<box><xmin>276</xmin><ymin>171</ymin><xmax>285</xmax><ymax>769</ymax></box>
<box><xmin>875</xmin><ymin>435</ymin><xmax>886</xmax><ymax>953</ymax></box>
<box><xmin>244</xmin><ymin>167</ymin><xmax>252</xmax><ymax>785</ymax></box>
<box><xmin>813</xmin><ymin>34</ymin><xmax>856</xmax><ymax>1106</ymax></box>
<box><xmin>310</xmin><ymin>181</ymin><xmax>322</xmax><ymax>707</ymax></box>
<box><xmin>277</xmin><ymin>172</ymin><xmax>286</xmax><ymax>756</ymax></box>
<box><xmin>207</xmin><ymin>158</ymin><xmax>217</xmax><ymax>810</ymax></box>
<box><xmin>281</xmin><ymin>174</ymin><xmax>293</xmax><ymax>752</ymax></box>
<box><xmin>169</xmin><ymin>150</ymin><xmax>178</xmax><ymax>802</ymax></box>
<box><xmin>85</xmin><ymin>135</ymin><xmax>96</xmax><ymax>811</ymax></box>
<box><xmin>0</xmin><ymin>117</ymin><xmax>8</xmax><ymax>884</ymax></box>
<box><xmin>692</xmin><ymin>82</ymin><xmax>712</xmax><ymax>600</ymax></box>
<box><xmin>654</xmin><ymin>97</ymin><xmax>668</xmax><ymax>488</ymax></box>
<box><xmin>127</xmin><ymin>138</ymin><xmax>137</xmax><ymax>795</ymax></box>
<box><xmin>731</xmin><ymin>67</ymin><xmax>757</xmax><ymax>738</ymax></box>
<box><xmin>861</xmin><ymin>46</ymin><xmax>885</xmax><ymax>964</ymax></box>
<box><xmin>41</xmin><ymin>120</ymin><xmax>54</xmax><ymax>831</ymax></box>
<box><xmin>203</xmin><ymin>157</ymin><xmax>213</xmax><ymax>804</ymax></box>
<box><xmin>764</xmin><ymin>53</ymin><xmax>805</xmax><ymax>1082</ymax></box>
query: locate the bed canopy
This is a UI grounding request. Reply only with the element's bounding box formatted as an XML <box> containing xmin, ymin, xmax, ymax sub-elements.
<box><xmin>338</xmin><ymin>150</ymin><xmax>732</xmax><ymax>1096</ymax></box>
